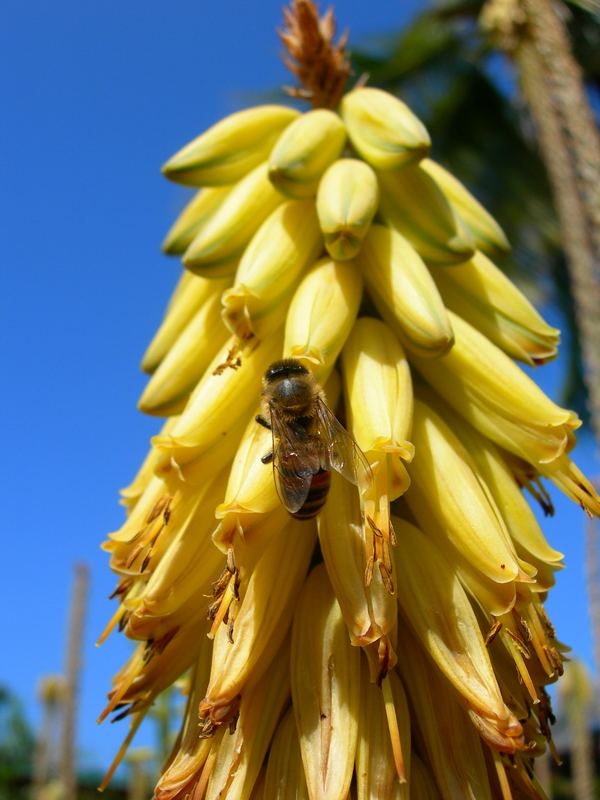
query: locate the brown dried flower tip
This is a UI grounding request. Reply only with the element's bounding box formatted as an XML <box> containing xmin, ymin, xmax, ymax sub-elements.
<box><xmin>280</xmin><ymin>0</ymin><xmax>351</xmax><ymax>109</ymax></box>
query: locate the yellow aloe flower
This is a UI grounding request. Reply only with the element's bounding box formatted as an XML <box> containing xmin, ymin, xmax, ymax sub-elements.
<box><xmin>138</xmin><ymin>288</ymin><xmax>229</xmax><ymax>416</ymax></box>
<box><xmin>342</xmin><ymin>317</ymin><xmax>414</xmax><ymax>592</ymax></box>
<box><xmin>152</xmin><ymin>334</ymin><xmax>281</xmax><ymax>467</ymax></box>
<box><xmin>377</xmin><ymin>164</ymin><xmax>476</xmax><ymax>265</ymax></box>
<box><xmin>406</xmin><ymin>396</ymin><xmax>528</xmax><ymax>589</ymax></box>
<box><xmin>316</xmin><ymin>158</ymin><xmax>379</xmax><ymax>261</ymax></box>
<box><xmin>205</xmin><ymin>637</ymin><xmax>291</xmax><ymax>799</ymax></box>
<box><xmin>221</xmin><ymin>199</ymin><xmax>322</xmax><ymax>341</ymax></box>
<box><xmin>339</xmin><ymin>86</ymin><xmax>431</xmax><ymax>170</ymax></box>
<box><xmin>283</xmin><ymin>257</ymin><xmax>363</xmax><ymax>381</ymax></box>
<box><xmin>201</xmin><ymin>513</ymin><xmax>315</xmax><ymax>728</ymax></box>
<box><xmin>431</xmin><ymin>250</ymin><xmax>560</xmax><ymax>365</ymax></box>
<box><xmin>268</xmin><ymin>108</ymin><xmax>347</xmax><ymax>198</ymax></box>
<box><xmin>152</xmin><ymin>643</ymin><xmax>213</xmax><ymax>799</ymax></box>
<box><xmin>392</xmin><ymin>517</ymin><xmax>523</xmax><ymax>742</ymax></box>
<box><xmin>318</xmin><ymin>471</ymin><xmax>397</xmax><ymax>680</ymax></box>
<box><xmin>141</xmin><ymin>272</ymin><xmax>229</xmax><ymax>374</ymax></box>
<box><xmin>161</xmin><ymin>185</ymin><xmax>233</xmax><ymax>256</ymax></box>
<box><xmin>356</xmin><ymin>224</ymin><xmax>454</xmax><ymax>358</ymax></box>
<box><xmin>264</xmin><ymin>710</ymin><xmax>309</xmax><ymax>799</ymax></box>
<box><xmin>183</xmin><ymin>162</ymin><xmax>284</xmax><ymax>275</ymax></box>
<box><xmin>420</xmin><ymin>159</ymin><xmax>511</xmax><ymax>257</ymax></box>
<box><xmin>291</xmin><ymin>564</ymin><xmax>360</xmax><ymax>800</ymax></box>
<box><xmin>356</xmin><ymin>662</ymin><xmax>411</xmax><ymax>795</ymax></box>
<box><xmin>99</xmin><ymin>2</ymin><xmax>598</xmax><ymax>796</ymax></box>
<box><xmin>395</xmin><ymin>623</ymin><xmax>495</xmax><ymax>799</ymax></box>
<box><xmin>162</xmin><ymin>104</ymin><xmax>299</xmax><ymax>186</ymax></box>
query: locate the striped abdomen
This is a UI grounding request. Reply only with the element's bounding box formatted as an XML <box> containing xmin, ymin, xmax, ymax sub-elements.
<box><xmin>293</xmin><ymin>469</ymin><xmax>331</xmax><ymax>520</ymax></box>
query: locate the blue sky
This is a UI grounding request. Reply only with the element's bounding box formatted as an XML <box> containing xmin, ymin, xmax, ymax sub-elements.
<box><xmin>1</xmin><ymin>0</ymin><xmax>598</xmax><ymax>776</ymax></box>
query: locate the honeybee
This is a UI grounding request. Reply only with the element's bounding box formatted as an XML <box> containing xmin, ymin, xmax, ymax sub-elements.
<box><xmin>256</xmin><ymin>359</ymin><xmax>371</xmax><ymax>519</ymax></box>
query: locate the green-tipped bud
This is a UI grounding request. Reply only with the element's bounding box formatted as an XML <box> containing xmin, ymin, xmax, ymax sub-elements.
<box><xmin>162</xmin><ymin>186</ymin><xmax>233</xmax><ymax>255</ymax></box>
<box><xmin>183</xmin><ymin>162</ymin><xmax>283</xmax><ymax>275</ymax></box>
<box><xmin>411</xmin><ymin>311</ymin><xmax>582</xmax><ymax>472</ymax></box>
<box><xmin>283</xmin><ymin>258</ymin><xmax>363</xmax><ymax>382</ymax></box>
<box><xmin>138</xmin><ymin>291</ymin><xmax>229</xmax><ymax>417</ymax></box>
<box><xmin>268</xmin><ymin>109</ymin><xmax>347</xmax><ymax>198</ymax></box>
<box><xmin>340</xmin><ymin>87</ymin><xmax>430</xmax><ymax>170</ymax></box>
<box><xmin>378</xmin><ymin>165</ymin><xmax>476</xmax><ymax>265</ymax></box>
<box><xmin>162</xmin><ymin>105</ymin><xmax>299</xmax><ymax>186</ymax></box>
<box><xmin>316</xmin><ymin>158</ymin><xmax>379</xmax><ymax>260</ymax></box>
<box><xmin>141</xmin><ymin>273</ymin><xmax>228</xmax><ymax>374</ymax></box>
<box><xmin>421</xmin><ymin>159</ymin><xmax>511</xmax><ymax>257</ymax></box>
<box><xmin>356</xmin><ymin>224</ymin><xmax>454</xmax><ymax>358</ymax></box>
<box><xmin>222</xmin><ymin>200</ymin><xmax>323</xmax><ymax>341</ymax></box>
<box><xmin>432</xmin><ymin>251</ymin><xmax>560</xmax><ymax>366</ymax></box>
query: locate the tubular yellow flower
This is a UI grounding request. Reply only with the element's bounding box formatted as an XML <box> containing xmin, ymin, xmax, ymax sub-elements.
<box><xmin>318</xmin><ymin>471</ymin><xmax>397</xmax><ymax>671</ymax></box>
<box><xmin>377</xmin><ymin>165</ymin><xmax>476</xmax><ymax>265</ymax></box>
<box><xmin>211</xmin><ymin>411</ymin><xmax>280</xmax><ymax>547</ymax></box>
<box><xmin>183</xmin><ymin>162</ymin><xmax>284</xmax><ymax>275</ymax></box>
<box><xmin>200</xmin><ymin>513</ymin><xmax>314</xmax><ymax>730</ymax></box>
<box><xmin>392</xmin><ymin>518</ymin><xmax>522</xmax><ymax>741</ymax></box>
<box><xmin>283</xmin><ymin>257</ymin><xmax>363</xmax><ymax>381</ymax></box>
<box><xmin>162</xmin><ymin>104</ymin><xmax>299</xmax><ymax>186</ymax></box>
<box><xmin>431</xmin><ymin>251</ymin><xmax>560</xmax><ymax>365</ymax></box>
<box><xmin>153</xmin><ymin>334</ymin><xmax>281</xmax><ymax>467</ymax></box>
<box><xmin>356</xmin><ymin>224</ymin><xmax>454</xmax><ymax>358</ymax></box>
<box><xmin>205</xmin><ymin>638</ymin><xmax>291</xmax><ymax>800</ymax></box>
<box><xmin>162</xmin><ymin>185</ymin><xmax>233</xmax><ymax>255</ymax></box>
<box><xmin>222</xmin><ymin>199</ymin><xmax>323</xmax><ymax>341</ymax></box>
<box><xmin>435</xmin><ymin>405</ymin><xmax>564</xmax><ymax>581</ymax></box>
<box><xmin>153</xmin><ymin>644</ymin><xmax>213</xmax><ymax>800</ymax></box>
<box><xmin>291</xmin><ymin>564</ymin><xmax>361</xmax><ymax>800</ymax></box>
<box><xmin>396</xmin><ymin>626</ymin><xmax>496</xmax><ymax>800</ymax></box>
<box><xmin>122</xmin><ymin>470</ymin><xmax>229</xmax><ymax>643</ymax></box>
<box><xmin>406</xmin><ymin>396</ymin><xmax>525</xmax><ymax>588</ymax></box>
<box><xmin>264</xmin><ymin>710</ymin><xmax>309</xmax><ymax>800</ymax></box>
<box><xmin>339</xmin><ymin>86</ymin><xmax>431</xmax><ymax>170</ymax></box>
<box><xmin>341</xmin><ymin>317</ymin><xmax>414</xmax><ymax>592</ymax></box>
<box><xmin>409</xmin><ymin>753</ymin><xmax>443</xmax><ymax>800</ymax></box>
<box><xmin>119</xmin><ymin>416</ymin><xmax>179</xmax><ymax>512</ymax></box>
<box><xmin>268</xmin><ymin>108</ymin><xmax>347</xmax><ymax>198</ymax></box>
<box><xmin>138</xmin><ymin>289</ymin><xmax>229</xmax><ymax>416</ymax></box>
<box><xmin>342</xmin><ymin>317</ymin><xmax>413</xmax><ymax>490</ymax></box>
<box><xmin>316</xmin><ymin>158</ymin><xmax>379</xmax><ymax>261</ymax></box>
<box><xmin>141</xmin><ymin>272</ymin><xmax>229</xmax><ymax>374</ymax></box>
<box><xmin>420</xmin><ymin>159</ymin><xmax>511</xmax><ymax>257</ymax></box>
<box><xmin>356</xmin><ymin>662</ymin><xmax>411</xmax><ymax>796</ymax></box>
<box><xmin>412</xmin><ymin>310</ymin><xmax>581</xmax><ymax>469</ymax></box>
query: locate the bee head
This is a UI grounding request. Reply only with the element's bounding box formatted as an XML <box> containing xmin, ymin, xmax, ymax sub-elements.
<box><xmin>263</xmin><ymin>359</ymin><xmax>315</xmax><ymax>415</ymax></box>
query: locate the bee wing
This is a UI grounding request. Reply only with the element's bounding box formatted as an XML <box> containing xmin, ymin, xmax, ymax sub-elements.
<box><xmin>269</xmin><ymin>406</ymin><xmax>322</xmax><ymax>514</ymax></box>
<box><xmin>315</xmin><ymin>397</ymin><xmax>372</xmax><ymax>492</ymax></box>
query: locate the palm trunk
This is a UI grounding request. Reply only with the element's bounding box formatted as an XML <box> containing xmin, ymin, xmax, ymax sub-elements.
<box><xmin>60</xmin><ymin>563</ymin><xmax>90</xmax><ymax>800</ymax></box>
<box><xmin>483</xmin><ymin>0</ymin><xmax>600</xmax><ymax>794</ymax></box>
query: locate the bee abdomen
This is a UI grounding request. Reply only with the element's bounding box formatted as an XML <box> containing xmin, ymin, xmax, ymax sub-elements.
<box><xmin>293</xmin><ymin>469</ymin><xmax>331</xmax><ymax>519</ymax></box>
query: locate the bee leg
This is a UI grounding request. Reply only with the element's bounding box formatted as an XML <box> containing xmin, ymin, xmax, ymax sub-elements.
<box><xmin>261</xmin><ymin>451</ymin><xmax>274</xmax><ymax>464</ymax></box>
<box><xmin>255</xmin><ymin>414</ymin><xmax>271</xmax><ymax>430</ymax></box>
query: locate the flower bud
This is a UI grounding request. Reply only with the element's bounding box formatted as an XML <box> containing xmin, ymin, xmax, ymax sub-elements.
<box><xmin>316</xmin><ymin>158</ymin><xmax>379</xmax><ymax>260</ymax></box>
<box><xmin>269</xmin><ymin>108</ymin><xmax>347</xmax><ymax>198</ymax></box>
<box><xmin>162</xmin><ymin>104</ymin><xmax>299</xmax><ymax>186</ymax></box>
<box><xmin>340</xmin><ymin>87</ymin><xmax>430</xmax><ymax>170</ymax></box>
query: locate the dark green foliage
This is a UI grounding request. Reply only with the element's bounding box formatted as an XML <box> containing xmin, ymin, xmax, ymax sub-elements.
<box><xmin>0</xmin><ymin>685</ymin><xmax>34</xmax><ymax>800</ymax></box>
